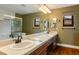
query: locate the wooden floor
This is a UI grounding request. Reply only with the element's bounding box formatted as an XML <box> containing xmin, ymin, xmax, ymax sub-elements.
<box><xmin>48</xmin><ymin>46</ymin><xmax>79</xmax><ymax>55</ymax></box>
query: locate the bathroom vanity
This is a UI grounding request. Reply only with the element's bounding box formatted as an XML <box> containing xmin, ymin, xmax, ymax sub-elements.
<box><xmin>30</xmin><ymin>34</ymin><xmax>58</xmax><ymax>55</ymax></box>
<box><xmin>0</xmin><ymin>31</ymin><xmax>58</xmax><ymax>55</ymax></box>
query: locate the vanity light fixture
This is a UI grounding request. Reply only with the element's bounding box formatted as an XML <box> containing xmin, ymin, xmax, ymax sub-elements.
<box><xmin>39</xmin><ymin>4</ymin><xmax>51</xmax><ymax>14</ymax></box>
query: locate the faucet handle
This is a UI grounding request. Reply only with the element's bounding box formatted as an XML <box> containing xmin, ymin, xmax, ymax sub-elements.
<box><xmin>18</xmin><ymin>36</ymin><xmax>22</xmax><ymax>39</ymax></box>
<box><xmin>9</xmin><ymin>34</ymin><xmax>14</xmax><ymax>38</ymax></box>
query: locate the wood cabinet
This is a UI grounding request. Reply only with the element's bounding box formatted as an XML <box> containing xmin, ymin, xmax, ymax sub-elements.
<box><xmin>30</xmin><ymin>43</ymin><xmax>48</xmax><ymax>55</ymax></box>
<box><xmin>30</xmin><ymin>34</ymin><xmax>58</xmax><ymax>55</ymax></box>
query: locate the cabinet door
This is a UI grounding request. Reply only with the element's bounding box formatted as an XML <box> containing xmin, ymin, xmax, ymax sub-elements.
<box><xmin>30</xmin><ymin>44</ymin><xmax>48</xmax><ymax>55</ymax></box>
<box><xmin>47</xmin><ymin>35</ymin><xmax>58</xmax><ymax>54</ymax></box>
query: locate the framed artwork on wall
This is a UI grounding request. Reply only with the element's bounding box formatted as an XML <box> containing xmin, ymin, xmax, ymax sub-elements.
<box><xmin>63</xmin><ymin>15</ymin><xmax>74</xmax><ymax>27</ymax></box>
<box><xmin>33</xmin><ymin>17</ymin><xmax>40</xmax><ymax>28</ymax></box>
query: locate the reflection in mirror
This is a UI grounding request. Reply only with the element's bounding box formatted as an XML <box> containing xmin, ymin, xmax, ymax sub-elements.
<box><xmin>10</xmin><ymin>18</ymin><xmax>22</xmax><ymax>38</ymax></box>
<box><xmin>43</xmin><ymin>19</ymin><xmax>49</xmax><ymax>31</ymax></box>
<box><xmin>33</xmin><ymin>17</ymin><xmax>40</xmax><ymax>28</ymax></box>
<box><xmin>0</xmin><ymin>16</ymin><xmax>22</xmax><ymax>40</ymax></box>
<box><xmin>50</xmin><ymin>18</ymin><xmax>57</xmax><ymax>31</ymax></box>
<box><xmin>0</xmin><ymin>19</ymin><xmax>11</xmax><ymax>40</ymax></box>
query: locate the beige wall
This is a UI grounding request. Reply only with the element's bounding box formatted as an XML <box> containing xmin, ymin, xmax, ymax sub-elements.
<box><xmin>22</xmin><ymin>5</ymin><xmax>79</xmax><ymax>46</ymax></box>
<box><xmin>50</xmin><ymin>5</ymin><xmax>79</xmax><ymax>46</ymax></box>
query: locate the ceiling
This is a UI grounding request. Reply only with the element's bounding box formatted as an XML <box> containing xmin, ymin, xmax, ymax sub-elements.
<box><xmin>0</xmin><ymin>4</ymin><xmax>76</xmax><ymax>14</ymax></box>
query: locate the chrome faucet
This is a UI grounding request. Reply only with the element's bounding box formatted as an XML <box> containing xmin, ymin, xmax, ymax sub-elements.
<box><xmin>15</xmin><ymin>36</ymin><xmax>22</xmax><ymax>43</ymax></box>
<box><xmin>10</xmin><ymin>33</ymin><xmax>22</xmax><ymax>44</ymax></box>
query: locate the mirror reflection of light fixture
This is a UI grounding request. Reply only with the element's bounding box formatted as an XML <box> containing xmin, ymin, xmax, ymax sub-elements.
<box><xmin>39</xmin><ymin>4</ymin><xmax>51</xmax><ymax>14</ymax></box>
<box><xmin>39</xmin><ymin>7</ymin><xmax>47</xmax><ymax>14</ymax></box>
<box><xmin>52</xmin><ymin>18</ymin><xmax>57</xmax><ymax>23</ymax></box>
<box><xmin>43</xmin><ymin>5</ymin><xmax>51</xmax><ymax>13</ymax></box>
<box><xmin>50</xmin><ymin>18</ymin><xmax>57</xmax><ymax>28</ymax></box>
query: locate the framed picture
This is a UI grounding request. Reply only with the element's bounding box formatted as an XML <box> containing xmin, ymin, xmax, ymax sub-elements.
<box><xmin>33</xmin><ymin>17</ymin><xmax>40</xmax><ymax>28</ymax></box>
<box><xmin>63</xmin><ymin>15</ymin><xmax>74</xmax><ymax>27</ymax></box>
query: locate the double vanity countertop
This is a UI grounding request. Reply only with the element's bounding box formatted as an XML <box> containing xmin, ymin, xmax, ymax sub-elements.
<box><xmin>0</xmin><ymin>31</ymin><xmax>58</xmax><ymax>55</ymax></box>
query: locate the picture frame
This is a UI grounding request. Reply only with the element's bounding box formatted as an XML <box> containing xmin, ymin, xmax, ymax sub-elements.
<box><xmin>63</xmin><ymin>15</ymin><xmax>74</xmax><ymax>27</ymax></box>
<box><xmin>33</xmin><ymin>17</ymin><xmax>40</xmax><ymax>28</ymax></box>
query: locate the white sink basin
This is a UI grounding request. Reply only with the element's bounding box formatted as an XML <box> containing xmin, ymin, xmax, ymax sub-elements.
<box><xmin>10</xmin><ymin>40</ymin><xmax>34</xmax><ymax>50</ymax></box>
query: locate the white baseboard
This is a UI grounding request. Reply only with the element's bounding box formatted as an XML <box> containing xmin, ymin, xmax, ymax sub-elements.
<box><xmin>57</xmin><ymin>43</ymin><xmax>79</xmax><ymax>49</ymax></box>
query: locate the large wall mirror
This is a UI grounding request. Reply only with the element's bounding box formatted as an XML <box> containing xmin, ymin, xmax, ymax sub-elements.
<box><xmin>0</xmin><ymin>17</ymin><xmax>22</xmax><ymax>40</ymax></box>
<box><xmin>0</xmin><ymin>19</ymin><xmax>11</xmax><ymax>40</ymax></box>
<box><xmin>11</xmin><ymin>18</ymin><xmax>22</xmax><ymax>38</ymax></box>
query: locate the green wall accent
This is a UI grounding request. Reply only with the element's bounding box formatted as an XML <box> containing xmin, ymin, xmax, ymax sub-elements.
<box><xmin>22</xmin><ymin>5</ymin><xmax>79</xmax><ymax>46</ymax></box>
<box><xmin>22</xmin><ymin>12</ymin><xmax>50</xmax><ymax>34</ymax></box>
